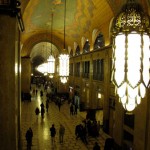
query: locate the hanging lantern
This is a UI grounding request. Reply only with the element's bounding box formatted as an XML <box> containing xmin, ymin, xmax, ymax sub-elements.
<box><xmin>47</xmin><ymin>12</ymin><xmax>55</xmax><ymax>78</ymax></box>
<box><xmin>47</xmin><ymin>55</ymin><xmax>55</xmax><ymax>77</ymax></box>
<box><xmin>59</xmin><ymin>0</ymin><xmax>69</xmax><ymax>83</ymax></box>
<box><xmin>59</xmin><ymin>49</ymin><xmax>69</xmax><ymax>83</ymax></box>
<box><xmin>111</xmin><ymin>0</ymin><xmax>150</xmax><ymax>111</ymax></box>
<box><xmin>44</xmin><ymin>61</ymin><xmax>48</xmax><ymax>76</ymax></box>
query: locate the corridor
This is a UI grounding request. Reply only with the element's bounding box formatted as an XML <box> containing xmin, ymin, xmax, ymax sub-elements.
<box><xmin>21</xmin><ymin>87</ymin><xmax>110</xmax><ymax>150</ymax></box>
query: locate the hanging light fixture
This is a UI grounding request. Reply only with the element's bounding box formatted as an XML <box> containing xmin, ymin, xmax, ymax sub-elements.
<box><xmin>47</xmin><ymin>12</ymin><xmax>55</xmax><ymax>78</ymax></box>
<box><xmin>59</xmin><ymin>0</ymin><xmax>69</xmax><ymax>84</ymax></box>
<box><xmin>36</xmin><ymin>63</ymin><xmax>47</xmax><ymax>74</ymax></box>
<box><xmin>43</xmin><ymin>45</ymin><xmax>48</xmax><ymax>76</ymax></box>
<box><xmin>111</xmin><ymin>0</ymin><xmax>150</xmax><ymax>111</ymax></box>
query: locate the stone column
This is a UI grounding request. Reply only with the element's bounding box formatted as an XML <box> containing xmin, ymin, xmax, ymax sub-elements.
<box><xmin>113</xmin><ymin>101</ymin><xmax>124</xmax><ymax>146</ymax></box>
<box><xmin>0</xmin><ymin>15</ymin><xmax>20</xmax><ymax>150</ymax></box>
<box><xmin>21</xmin><ymin>57</ymin><xmax>31</xmax><ymax>93</ymax></box>
<box><xmin>103</xmin><ymin>49</ymin><xmax>110</xmax><ymax>133</ymax></box>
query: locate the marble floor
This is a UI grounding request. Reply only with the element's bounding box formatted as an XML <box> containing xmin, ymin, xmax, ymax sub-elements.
<box><xmin>21</xmin><ymin>89</ymin><xmax>111</xmax><ymax>150</ymax></box>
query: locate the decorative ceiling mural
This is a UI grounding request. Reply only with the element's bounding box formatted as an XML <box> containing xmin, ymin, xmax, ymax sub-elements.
<box><xmin>30</xmin><ymin>0</ymin><xmax>76</xmax><ymax>30</ymax></box>
<box><xmin>21</xmin><ymin>0</ymin><xmax>150</xmax><ymax>67</ymax></box>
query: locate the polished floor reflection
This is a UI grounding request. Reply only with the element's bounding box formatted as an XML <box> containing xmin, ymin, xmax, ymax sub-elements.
<box><xmin>21</xmin><ymin>87</ymin><xmax>110</xmax><ymax>150</ymax></box>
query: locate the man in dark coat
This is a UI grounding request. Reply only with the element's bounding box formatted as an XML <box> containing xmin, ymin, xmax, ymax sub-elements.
<box><xmin>50</xmin><ymin>124</ymin><xmax>56</xmax><ymax>145</ymax></box>
<box><xmin>93</xmin><ymin>142</ymin><xmax>100</xmax><ymax>150</ymax></box>
<box><xmin>26</xmin><ymin>127</ymin><xmax>33</xmax><ymax>148</ymax></box>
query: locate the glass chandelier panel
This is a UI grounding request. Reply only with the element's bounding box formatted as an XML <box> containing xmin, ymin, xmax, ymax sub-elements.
<box><xmin>111</xmin><ymin>0</ymin><xmax>150</xmax><ymax>111</ymax></box>
<box><xmin>47</xmin><ymin>12</ymin><xmax>55</xmax><ymax>78</ymax></box>
<box><xmin>59</xmin><ymin>52</ymin><xmax>69</xmax><ymax>83</ymax></box>
<box><xmin>44</xmin><ymin>61</ymin><xmax>48</xmax><ymax>76</ymax></box>
<box><xmin>47</xmin><ymin>55</ymin><xmax>55</xmax><ymax>75</ymax></box>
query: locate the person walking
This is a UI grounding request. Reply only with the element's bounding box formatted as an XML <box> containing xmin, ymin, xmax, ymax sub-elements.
<box><xmin>74</xmin><ymin>104</ymin><xmax>78</xmax><ymax>115</ymax></box>
<box><xmin>75</xmin><ymin>124</ymin><xmax>82</xmax><ymax>140</ymax></box>
<box><xmin>50</xmin><ymin>124</ymin><xmax>56</xmax><ymax>145</ymax></box>
<box><xmin>59</xmin><ymin>124</ymin><xmax>65</xmax><ymax>143</ymax></box>
<box><xmin>40</xmin><ymin>102</ymin><xmax>44</xmax><ymax>109</ymax></box>
<box><xmin>40</xmin><ymin>102</ymin><xmax>45</xmax><ymax>118</ymax></box>
<box><xmin>46</xmin><ymin>100</ymin><xmax>49</xmax><ymax>113</ymax></box>
<box><xmin>97</xmin><ymin>121</ymin><xmax>101</xmax><ymax>136</ymax></box>
<box><xmin>70</xmin><ymin>104</ymin><xmax>74</xmax><ymax>115</ymax></box>
<box><xmin>25</xmin><ymin>127</ymin><xmax>33</xmax><ymax>149</ymax></box>
<box><xmin>35</xmin><ymin>107</ymin><xmax>40</xmax><ymax>118</ymax></box>
<box><xmin>41</xmin><ymin>107</ymin><xmax>45</xmax><ymax>118</ymax></box>
<box><xmin>40</xmin><ymin>90</ymin><xmax>43</xmax><ymax>97</ymax></box>
<box><xmin>93</xmin><ymin>142</ymin><xmax>101</xmax><ymax>150</ymax></box>
<box><xmin>58</xmin><ymin>99</ymin><xmax>61</xmax><ymax>111</ymax></box>
<box><xmin>36</xmin><ymin>89</ymin><xmax>38</xmax><ymax>95</ymax></box>
<box><xmin>104</xmin><ymin>138</ymin><xmax>114</xmax><ymax>150</ymax></box>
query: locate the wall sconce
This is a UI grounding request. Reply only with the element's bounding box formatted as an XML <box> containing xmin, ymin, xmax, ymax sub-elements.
<box><xmin>83</xmin><ymin>88</ymin><xmax>85</xmax><ymax>92</ymax></box>
<box><xmin>98</xmin><ymin>93</ymin><xmax>101</xmax><ymax>99</ymax></box>
<box><xmin>85</xmin><ymin>83</ymin><xmax>89</xmax><ymax>87</ymax></box>
<box><xmin>111</xmin><ymin>1</ymin><xmax>150</xmax><ymax>111</ymax></box>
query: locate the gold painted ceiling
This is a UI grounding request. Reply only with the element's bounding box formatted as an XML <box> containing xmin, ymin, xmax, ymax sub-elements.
<box><xmin>20</xmin><ymin>0</ymin><xmax>150</xmax><ymax>66</ymax></box>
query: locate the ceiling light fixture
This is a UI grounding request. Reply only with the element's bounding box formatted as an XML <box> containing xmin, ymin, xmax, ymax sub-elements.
<box><xmin>43</xmin><ymin>44</ymin><xmax>48</xmax><ymax>76</ymax></box>
<box><xmin>111</xmin><ymin>0</ymin><xmax>150</xmax><ymax>111</ymax></box>
<box><xmin>59</xmin><ymin>0</ymin><xmax>69</xmax><ymax>84</ymax></box>
<box><xmin>36</xmin><ymin>63</ymin><xmax>47</xmax><ymax>74</ymax></box>
<box><xmin>47</xmin><ymin>12</ymin><xmax>55</xmax><ymax>78</ymax></box>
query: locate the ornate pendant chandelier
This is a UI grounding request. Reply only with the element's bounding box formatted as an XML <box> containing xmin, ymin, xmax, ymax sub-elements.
<box><xmin>47</xmin><ymin>13</ymin><xmax>55</xmax><ymax>78</ymax></box>
<box><xmin>43</xmin><ymin>45</ymin><xmax>48</xmax><ymax>76</ymax></box>
<box><xmin>47</xmin><ymin>55</ymin><xmax>55</xmax><ymax>78</ymax></box>
<box><xmin>111</xmin><ymin>0</ymin><xmax>150</xmax><ymax>111</ymax></box>
<box><xmin>59</xmin><ymin>0</ymin><xmax>69</xmax><ymax>84</ymax></box>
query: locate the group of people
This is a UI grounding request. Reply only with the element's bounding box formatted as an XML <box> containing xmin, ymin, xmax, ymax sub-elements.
<box><xmin>75</xmin><ymin>123</ymin><xmax>102</xmax><ymax>149</ymax></box>
<box><xmin>26</xmin><ymin>124</ymin><xmax>114</xmax><ymax>150</ymax></box>
<box><xmin>25</xmin><ymin>124</ymin><xmax>65</xmax><ymax>148</ymax></box>
<box><xmin>27</xmin><ymin>85</ymin><xmax>108</xmax><ymax>150</ymax></box>
<box><xmin>75</xmin><ymin>119</ymin><xmax>102</xmax><ymax>149</ymax></box>
<box><xmin>35</xmin><ymin>100</ymin><xmax>49</xmax><ymax>119</ymax></box>
<box><xmin>78</xmin><ymin>119</ymin><xmax>101</xmax><ymax>137</ymax></box>
<box><xmin>75</xmin><ymin>123</ymin><xmax>88</xmax><ymax>144</ymax></box>
<box><xmin>70</xmin><ymin>103</ymin><xmax>78</xmax><ymax>115</ymax></box>
<box><xmin>50</xmin><ymin>124</ymin><xmax>65</xmax><ymax>145</ymax></box>
<box><xmin>55</xmin><ymin>98</ymin><xmax>62</xmax><ymax>111</ymax></box>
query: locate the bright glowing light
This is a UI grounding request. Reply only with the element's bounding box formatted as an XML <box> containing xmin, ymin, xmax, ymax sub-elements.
<box><xmin>114</xmin><ymin>34</ymin><xmax>125</xmax><ymax>87</ymax></box>
<box><xmin>112</xmin><ymin>1</ymin><xmax>150</xmax><ymax>112</ymax></box>
<box><xmin>49</xmin><ymin>74</ymin><xmax>54</xmax><ymax>78</ymax></box>
<box><xmin>98</xmin><ymin>93</ymin><xmax>101</xmax><ymax>99</ymax></box>
<box><xmin>112</xmin><ymin>32</ymin><xmax>149</xmax><ymax>111</ymax></box>
<box><xmin>36</xmin><ymin>63</ymin><xmax>47</xmax><ymax>74</ymax></box>
<box><xmin>60</xmin><ymin>76</ymin><xmax>68</xmax><ymax>84</ymax></box>
<box><xmin>47</xmin><ymin>55</ymin><xmax>55</xmax><ymax>75</ymax></box>
<box><xmin>15</xmin><ymin>63</ymin><xmax>18</xmax><ymax>74</ymax></box>
<box><xmin>59</xmin><ymin>52</ymin><xmax>69</xmax><ymax>83</ymax></box>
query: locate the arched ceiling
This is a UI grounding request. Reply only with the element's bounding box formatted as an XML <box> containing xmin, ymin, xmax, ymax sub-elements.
<box><xmin>20</xmin><ymin>0</ymin><xmax>150</xmax><ymax>65</ymax></box>
<box><xmin>30</xmin><ymin>42</ymin><xmax>59</xmax><ymax>62</ymax></box>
